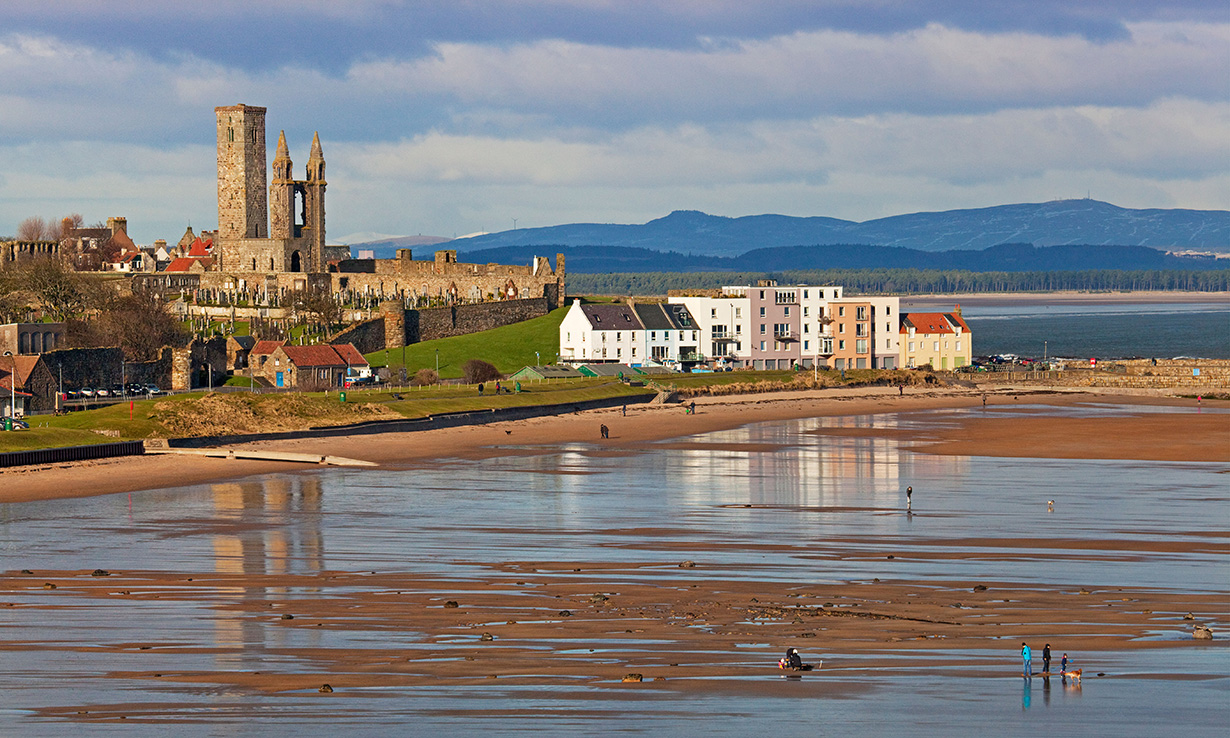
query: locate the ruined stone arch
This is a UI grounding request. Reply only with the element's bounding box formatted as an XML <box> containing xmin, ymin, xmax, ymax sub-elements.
<box><xmin>290</xmin><ymin>250</ymin><xmax>301</xmax><ymax>272</ymax></box>
<box><xmin>447</xmin><ymin>282</ymin><xmax>459</xmax><ymax>301</ymax></box>
<box><xmin>503</xmin><ymin>279</ymin><xmax>519</xmax><ymax>299</ymax></box>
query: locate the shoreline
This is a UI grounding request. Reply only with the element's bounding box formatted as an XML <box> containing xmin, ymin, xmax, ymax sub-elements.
<box><xmin>1</xmin><ymin>385</ymin><xmax>1224</xmax><ymax>505</ymax></box>
<box><xmin>901</xmin><ymin>290</ymin><xmax>1230</xmax><ymax>307</ymax></box>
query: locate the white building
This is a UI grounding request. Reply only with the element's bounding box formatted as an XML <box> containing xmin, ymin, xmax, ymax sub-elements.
<box><xmin>558</xmin><ymin>299</ymin><xmax>701</xmax><ymax>366</ymax></box>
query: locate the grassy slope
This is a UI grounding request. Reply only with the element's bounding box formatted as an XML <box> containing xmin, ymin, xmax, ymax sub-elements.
<box><xmin>365</xmin><ymin>307</ymin><xmax>569</xmax><ymax>378</ymax></box>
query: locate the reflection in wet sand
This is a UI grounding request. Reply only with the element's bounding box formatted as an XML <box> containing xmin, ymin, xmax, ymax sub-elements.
<box><xmin>209</xmin><ymin>477</ymin><xmax>325</xmax><ymax>661</ymax></box>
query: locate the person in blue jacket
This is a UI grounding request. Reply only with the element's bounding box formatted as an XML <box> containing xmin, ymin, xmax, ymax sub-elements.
<box><xmin>1022</xmin><ymin>643</ymin><xmax>1032</xmax><ymax>677</ymax></box>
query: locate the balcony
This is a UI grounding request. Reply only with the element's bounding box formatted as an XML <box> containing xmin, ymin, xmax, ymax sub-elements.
<box><xmin>710</xmin><ymin>332</ymin><xmax>740</xmax><ymax>343</ymax></box>
<box><xmin>773</xmin><ymin>331</ymin><xmax>800</xmax><ymax>343</ymax></box>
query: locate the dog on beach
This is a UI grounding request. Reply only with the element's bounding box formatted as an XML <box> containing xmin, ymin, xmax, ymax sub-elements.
<box><xmin>1061</xmin><ymin>668</ymin><xmax>1082</xmax><ymax>681</ymax></box>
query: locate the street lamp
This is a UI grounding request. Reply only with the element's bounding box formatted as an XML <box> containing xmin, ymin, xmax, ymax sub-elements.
<box><xmin>435</xmin><ymin>348</ymin><xmax>439</xmax><ymax>375</ymax></box>
<box><xmin>535</xmin><ymin>351</ymin><xmax>540</xmax><ymax>366</ymax></box>
<box><xmin>3</xmin><ymin>351</ymin><xmax>13</xmax><ymax>418</ymax></box>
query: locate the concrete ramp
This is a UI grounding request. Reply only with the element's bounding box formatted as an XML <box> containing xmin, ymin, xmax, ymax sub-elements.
<box><xmin>144</xmin><ymin>446</ymin><xmax>376</xmax><ymax>467</ymax></box>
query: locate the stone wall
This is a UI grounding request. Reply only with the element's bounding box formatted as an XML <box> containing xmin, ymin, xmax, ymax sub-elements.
<box><xmin>42</xmin><ymin>347</ymin><xmax>173</xmax><ymax>390</ymax></box>
<box><xmin>973</xmin><ymin>360</ymin><xmax>1230</xmax><ymax>390</ymax></box>
<box><xmin>406</xmin><ymin>297</ymin><xmax>550</xmax><ymax>343</ymax></box>
<box><xmin>329</xmin><ymin>317</ymin><xmax>386</xmax><ymax>355</ymax></box>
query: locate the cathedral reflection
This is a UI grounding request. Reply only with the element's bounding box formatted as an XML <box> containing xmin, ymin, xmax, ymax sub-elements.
<box><xmin>208</xmin><ymin>476</ymin><xmax>325</xmax><ymax>658</ymax></box>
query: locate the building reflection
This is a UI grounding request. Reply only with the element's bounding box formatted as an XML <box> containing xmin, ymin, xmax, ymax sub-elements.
<box><xmin>209</xmin><ymin>476</ymin><xmax>325</xmax><ymax>660</ymax></box>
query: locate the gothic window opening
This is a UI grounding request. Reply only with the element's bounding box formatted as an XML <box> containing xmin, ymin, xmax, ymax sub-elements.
<box><xmin>290</xmin><ymin>251</ymin><xmax>302</xmax><ymax>272</ymax></box>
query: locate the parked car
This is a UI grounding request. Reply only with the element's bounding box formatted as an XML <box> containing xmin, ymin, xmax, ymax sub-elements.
<box><xmin>110</xmin><ymin>384</ymin><xmax>125</xmax><ymax>397</ymax></box>
<box><xmin>2</xmin><ymin>416</ymin><xmax>29</xmax><ymax>430</ymax></box>
<box><xmin>64</xmin><ymin>389</ymin><xmax>82</xmax><ymax>400</ymax></box>
<box><xmin>145</xmin><ymin>384</ymin><xmax>162</xmax><ymax>395</ymax></box>
<box><xmin>79</xmin><ymin>387</ymin><xmax>96</xmax><ymax>397</ymax></box>
<box><xmin>95</xmin><ymin>387</ymin><xmax>109</xmax><ymax>397</ymax></box>
<box><xmin>126</xmin><ymin>383</ymin><xmax>145</xmax><ymax>395</ymax></box>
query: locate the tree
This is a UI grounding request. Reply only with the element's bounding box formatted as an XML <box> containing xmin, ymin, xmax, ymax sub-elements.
<box><xmin>462</xmin><ymin>359</ymin><xmax>501</xmax><ymax>384</ymax></box>
<box><xmin>290</xmin><ymin>287</ymin><xmax>343</xmax><ymax>338</ymax></box>
<box><xmin>16</xmin><ymin>216</ymin><xmax>55</xmax><ymax>241</ymax></box>
<box><xmin>67</xmin><ymin>289</ymin><xmax>188</xmax><ymax>361</ymax></box>
<box><xmin>23</xmin><ymin>257</ymin><xmax>94</xmax><ymax>321</ymax></box>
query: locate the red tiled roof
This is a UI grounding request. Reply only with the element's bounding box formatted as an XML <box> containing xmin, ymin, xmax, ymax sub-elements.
<box><xmin>901</xmin><ymin>312</ymin><xmax>968</xmax><ymax>334</ymax></box>
<box><xmin>0</xmin><ymin>355</ymin><xmax>41</xmax><ymax>388</ymax></box>
<box><xmin>281</xmin><ymin>345</ymin><xmax>349</xmax><ymax>368</ymax></box>
<box><xmin>187</xmin><ymin>237</ymin><xmax>213</xmax><ymax>257</ymax></box>
<box><xmin>330</xmin><ymin>343</ymin><xmax>368</xmax><ymax>366</ymax></box>
<box><xmin>250</xmin><ymin>340</ymin><xmax>285</xmax><ymax>356</ymax></box>
<box><xmin>164</xmin><ymin>256</ymin><xmax>213</xmax><ymax>272</ymax></box>
<box><xmin>107</xmin><ymin>229</ymin><xmax>136</xmax><ymax>252</ymax></box>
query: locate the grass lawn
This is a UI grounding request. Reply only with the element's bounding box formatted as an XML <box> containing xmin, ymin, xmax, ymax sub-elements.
<box><xmin>366</xmin><ymin>306</ymin><xmax>569</xmax><ymax>378</ymax></box>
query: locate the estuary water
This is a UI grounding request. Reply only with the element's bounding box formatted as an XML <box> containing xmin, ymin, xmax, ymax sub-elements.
<box><xmin>1</xmin><ymin>405</ymin><xmax>1227</xmax><ymax>736</ymax></box>
<box><xmin>902</xmin><ymin>297</ymin><xmax>1230</xmax><ymax>359</ymax></box>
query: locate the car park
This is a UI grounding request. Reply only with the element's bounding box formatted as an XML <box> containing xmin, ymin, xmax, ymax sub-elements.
<box><xmin>145</xmin><ymin>384</ymin><xmax>162</xmax><ymax>395</ymax></box>
<box><xmin>95</xmin><ymin>388</ymin><xmax>109</xmax><ymax>397</ymax></box>
<box><xmin>79</xmin><ymin>387</ymin><xmax>96</xmax><ymax>397</ymax></box>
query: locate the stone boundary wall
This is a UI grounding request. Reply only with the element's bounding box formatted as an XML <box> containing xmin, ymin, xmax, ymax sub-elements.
<box><xmin>973</xmin><ymin>366</ymin><xmax>1229</xmax><ymax>390</ymax></box>
<box><xmin>329</xmin><ymin>318</ymin><xmax>386</xmax><ymax>355</ymax></box>
<box><xmin>407</xmin><ymin>297</ymin><xmax>549</xmax><ymax>343</ymax></box>
<box><xmin>43</xmin><ymin>347</ymin><xmax>174</xmax><ymax>390</ymax></box>
<box><xmin>164</xmin><ymin>392</ymin><xmax>653</xmax><ymax>449</ymax></box>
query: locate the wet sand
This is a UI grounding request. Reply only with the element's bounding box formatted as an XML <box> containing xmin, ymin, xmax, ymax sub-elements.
<box><xmin>1</xmin><ymin>386</ymin><xmax>1224</xmax><ymax>505</ymax></box>
<box><xmin>1</xmin><ymin>387</ymin><xmax>1227</xmax><ymax>716</ymax></box>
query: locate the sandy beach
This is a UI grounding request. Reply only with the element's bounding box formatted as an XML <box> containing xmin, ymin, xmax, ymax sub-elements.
<box><xmin>1</xmin><ymin>386</ymin><xmax>1224</xmax><ymax>505</ymax></box>
<box><xmin>1</xmin><ymin>386</ymin><xmax>1227</xmax><ymax>718</ymax></box>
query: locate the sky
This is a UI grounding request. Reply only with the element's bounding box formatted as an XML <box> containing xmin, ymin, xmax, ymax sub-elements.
<box><xmin>1</xmin><ymin>0</ymin><xmax>1227</xmax><ymax>244</ymax></box>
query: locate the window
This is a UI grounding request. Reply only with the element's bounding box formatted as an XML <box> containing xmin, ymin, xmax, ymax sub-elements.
<box><xmin>856</xmin><ymin>339</ymin><xmax>868</xmax><ymax>354</ymax></box>
<box><xmin>651</xmin><ymin>331</ymin><xmax>656</xmax><ymax>339</ymax></box>
<box><xmin>839</xmin><ymin>323</ymin><xmax>845</xmax><ymax>334</ymax></box>
<box><xmin>803</xmin><ymin>306</ymin><xmax>809</xmax><ymax>316</ymax></box>
<box><xmin>632</xmin><ymin>347</ymin><xmax>637</xmax><ymax>357</ymax></box>
<box><xmin>566</xmin><ymin>332</ymin><xmax>570</xmax><ymax>341</ymax></box>
<box><xmin>886</xmin><ymin>322</ymin><xmax>891</xmax><ymax>332</ymax></box>
<box><xmin>803</xmin><ymin>324</ymin><xmax>809</xmax><ymax>334</ymax></box>
<box><xmin>944</xmin><ymin>340</ymin><xmax>949</xmax><ymax>349</ymax></box>
<box><xmin>711</xmin><ymin>308</ymin><xmax>717</xmax><ymax>318</ymax></box>
<box><xmin>759</xmin><ymin>291</ymin><xmax>765</xmax><ymax>299</ymax></box>
<box><xmin>783</xmin><ymin>306</ymin><xmax>790</xmax><ymax>317</ymax></box>
<box><xmin>774</xmin><ymin>323</ymin><xmax>790</xmax><ymax>337</ymax></box>
<box><xmin>886</xmin><ymin>306</ymin><xmax>891</xmax><ymax>315</ymax></box>
<box><xmin>838</xmin><ymin>340</ymin><xmax>845</xmax><ymax>350</ymax></box>
<box><xmin>803</xmin><ymin>290</ymin><xmax>809</xmax><ymax>299</ymax></box>
<box><xmin>616</xmin><ymin>332</ymin><xmax>621</xmax><ymax>341</ymax></box>
<box><xmin>838</xmin><ymin>306</ymin><xmax>845</xmax><ymax>316</ymax></box>
<box><xmin>712</xmin><ymin>325</ymin><xmax>727</xmax><ymax>337</ymax></box>
<box><xmin>856</xmin><ymin>306</ymin><xmax>867</xmax><ymax>320</ymax></box>
<box><xmin>885</xmin><ymin>338</ymin><xmax>891</xmax><ymax>348</ymax></box>
<box><xmin>908</xmin><ymin>341</ymin><xmax>914</xmax><ymax>351</ymax></box>
<box><xmin>759</xmin><ymin>307</ymin><xmax>766</xmax><ymax>317</ymax></box>
<box><xmin>735</xmin><ymin>307</ymin><xmax>741</xmax><ymax>318</ymax></box>
<box><xmin>760</xmin><ymin>323</ymin><xmax>766</xmax><ymax>334</ymax></box>
<box><xmin>933</xmin><ymin>341</ymin><xmax>940</xmax><ymax>351</ymax></box>
<box><xmin>679</xmin><ymin>331</ymin><xmax>684</xmax><ymax>340</ymax></box>
<box><xmin>803</xmin><ymin>340</ymin><xmax>809</xmax><ymax>350</ymax></box>
<box><xmin>759</xmin><ymin>341</ymin><xmax>766</xmax><ymax>350</ymax></box>
<box><xmin>856</xmin><ymin>323</ymin><xmax>867</xmax><ymax>337</ymax></box>
<box><xmin>956</xmin><ymin>341</ymin><xmax>962</xmax><ymax>351</ymax></box>
<box><xmin>617</xmin><ymin>348</ymin><xmax>622</xmax><ymax>357</ymax></box>
<box><xmin>735</xmin><ymin>324</ymin><xmax>742</xmax><ymax>334</ymax></box>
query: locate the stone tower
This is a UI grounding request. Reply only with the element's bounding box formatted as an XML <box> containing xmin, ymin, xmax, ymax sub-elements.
<box><xmin>304</xmin><ymin>132</ymin><xmax>327</xmax><ymax>271</ymax></box>
<box><xmin>269</xmin><ymin>130</ymin><xmax>294</xmax><ymax>240</ymax></box>
<box><xmin>215</xmin><ymin>104</ymin><xmax>269</xmax><ymax>244</ymax></box>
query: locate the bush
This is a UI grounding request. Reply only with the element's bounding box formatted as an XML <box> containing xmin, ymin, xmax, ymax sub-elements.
<box><xmin>462</xmin><ymin>359</ymin><xmax>502</xmax><ymax>384</ymax></box>
<box><xmin>411</xmin><ymin>368</ymin><xmax>439</xmax><ymax>386</ymax></box>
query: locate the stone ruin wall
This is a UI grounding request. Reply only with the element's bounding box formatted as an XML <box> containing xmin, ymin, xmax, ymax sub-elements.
<box><xmin>1</xmin><ymin>240</ymin><xmax>61</xmax><ymax>268</ymax></box>
<box><xmin>405</xmin><ymin>298</ymin><xmax>550</xmax><ymax>344</ymax></box>
<box><xmin>329</xmin><ymin>317</ymin><xmax>387</xmax><ymax>355</ymax></box>
<box><xmin>42</xmin><ymin>347</ymin><xmax>172</xmax><ymax>390</ymax></box>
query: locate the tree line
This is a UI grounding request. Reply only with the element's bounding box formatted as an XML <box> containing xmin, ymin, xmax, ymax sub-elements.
<box><xmin>568</xmin><ymin>268</ymin><xmax>1230</xmax><ymax>296</ymax></box>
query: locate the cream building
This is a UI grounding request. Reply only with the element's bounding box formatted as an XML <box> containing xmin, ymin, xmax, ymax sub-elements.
<box><xmin>900</xmin><ymin>311</ymin><xmax>972</xmax><ymax>370</ymax></box>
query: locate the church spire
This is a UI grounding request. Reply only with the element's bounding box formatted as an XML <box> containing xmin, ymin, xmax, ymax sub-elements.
<box><xmin>306</xmin><ymin>131</ymin><xmax>325</xmax><ymax>182</ymax></box>
<box><xmin>271</xmin><ymin>130</ymin><xmax>292</xmax><ymax>181</ymax></box>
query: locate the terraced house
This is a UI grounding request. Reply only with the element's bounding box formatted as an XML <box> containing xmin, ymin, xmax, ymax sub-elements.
<box><xmin>899</xmin><ymin>311</ymin><xmax>972</xmax><ymax>370</ymax></box>
<box><xmin>558</xmin><ymin>299</ymin><xmax>700</xmax><ymax>366</ymax></box>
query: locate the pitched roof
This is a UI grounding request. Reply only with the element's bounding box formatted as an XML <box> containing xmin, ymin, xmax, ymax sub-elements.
<box><xmin>107</xmin><ymin>229</ymin><xmax>136</xmax><ymax>252</ymax></box>
<box><xmin>330</xmin><ymin>343</ymin><xmax>368</xmax><ymax>366</ymax></box>
<box><xmin>187</xmin><ymin>237</ymin><xmax>213</xmax><ymax>257</ymax></box>
<box><xmin>177</xmin><ymin>227</ymin><xmax>196</xmax><ymax>249</ymax></box>
<box><xmin>0</xmin><ymin>355</ymin><xmax>41</xmax><ymax>387</ymax></box>
<box><xmin>164</xmin><ymin>256</ymin><xmax>213</xmax><ymax>272</ymax></box>
<box><xmin>632</xmin><ymin>303</ymin><xmax>675</xmax><ymax>330</ymax></box>
<box><xmin>901</xmin><ymin>312</ymin><xmax>968</xmax><ymax>334</ymax></box>
<box><xmin>579</xmin><ymin>363</ymin><xmax>638</xmax><ymax>376</ymax></box>
<box><xmin>229</xmin><ymin>335</ymin><xmax>256</xmax><ymax>350</ymax></box>
<box><xmin>580</xmin><ymin>304</ymin><xmax>642</xmax><ymax>330</ymax></box>
<box><xmin>281</xmin><ymin>344</ymin><xmax>348</xmax><ymax>368</ymax></box>
<box><xmin>250</xmin><ymin>340</ymin><xmax>285</xmax><ymax>356</ymax></box>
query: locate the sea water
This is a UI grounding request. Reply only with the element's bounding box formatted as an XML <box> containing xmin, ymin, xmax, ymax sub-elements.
<box><xmin>902</xmin><ymin>298</ymin><xmax>1230</xmax><ymax>359</ymax></box>
<box><xmin>0</xmin><ymin>406</ymin><xmax>1227</xmax><ymax>736</ymax></box>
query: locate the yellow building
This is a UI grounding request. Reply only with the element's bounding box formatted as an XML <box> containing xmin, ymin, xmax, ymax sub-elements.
<box><xmin>900</xmin><ymin>311</ymin><xmax>972</xmax><ymax>370</ymax></box>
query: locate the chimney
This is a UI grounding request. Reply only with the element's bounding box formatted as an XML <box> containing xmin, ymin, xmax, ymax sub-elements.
<box><xmin>107</xmin><ymin>217</ymin><xmax>127</xmax><ymax>235</ymax></box>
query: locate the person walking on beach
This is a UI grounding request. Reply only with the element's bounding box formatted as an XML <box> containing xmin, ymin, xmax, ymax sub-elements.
<box><xmin>1022</xmin><ymin>643</ymin><xmax>1032</xmax><ymax>677</ymax></box>
<box><xmin>622</xmin><ymin>404</ymin><xmax>627</xmax><ymax>417</ymax></box>
<box><xmin>1060</xmin><ymin>653</ymin><xmax>1068</xmax><ymax>674</ymax></box>
<box><xmin>906</xmin><ymin>486</ymin><xmax>912</xmax><ymax>512</ymax></box>
<box><xmin>600</xmin><ymin>424</ymin><xmax>609</xmax><ymax>439</ymax></box>
<box><xmin>1042</xmin><ymin>644</ymin><xmax>1052</xmax><ymax>673</ymax></box>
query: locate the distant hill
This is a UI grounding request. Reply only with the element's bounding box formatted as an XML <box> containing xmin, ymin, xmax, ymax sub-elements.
<box><xmin>344</xmin><ymin>234</ymin><xmax>453</xmax><ymax>258</ymax></box>
<box><xmin>462</xmin><ymin>242</ymin><xmax>1226</xmax><ymax>274</ymax></box>
<box><xmin>451</xmin><ymin>200</ymin><xmax>1230</xmax><ymax>256</ymax></box>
